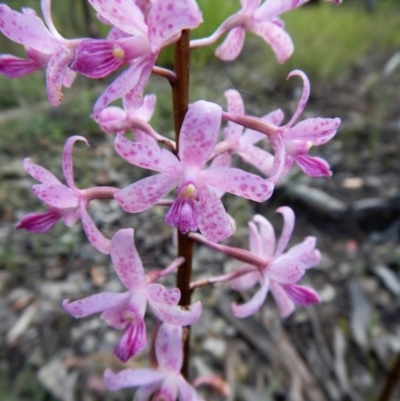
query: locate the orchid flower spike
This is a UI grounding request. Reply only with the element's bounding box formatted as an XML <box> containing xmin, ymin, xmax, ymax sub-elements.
<box><xmin>0</xmin><ymin>0</ymin><xmax>81</xmax><ymax>105</ymax></box>
<box><xmin>15</xmin><ymin>136</ymin><xmax>112</xmax><ymax>254</ymax></box>
<box><xmin>73</xmin><ymin>0</ymin><xmax>202</xmax><ymax>116</ymax></box>
<box><xmin>104</xmin><ymin>323</ymin><xmax>202</xmax><ymax>400</ymax></box>
<box><xmin>231</xmin><ymin>207</ymin><xmax>321</xmax><ymax>318</ymax></box>
<box><xmin>114</xmin><ymin>100</ymin><xmax>274</xmax><ymax>243</ymax></box>
<box><xmin>63</xmin><ymin>229</ymin><xmax>202</xmax><ymax>362</ymax></box>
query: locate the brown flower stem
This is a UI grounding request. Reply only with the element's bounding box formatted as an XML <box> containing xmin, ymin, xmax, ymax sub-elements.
<box><xmin>378</xmin><ymin>353</ymin><xmax>400</xmax><ymax>401</ymax></box>
<box><xmin>171</xmin><ymin>29</ymin><xmax>194</xmax><ymax>380</ymax></box>
<box><xmin>152</xmin><ymin>66</ymin><xmax>177</xmax><ymax>84</ymax></box>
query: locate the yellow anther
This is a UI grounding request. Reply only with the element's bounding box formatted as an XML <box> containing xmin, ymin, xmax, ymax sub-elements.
<box><xmin>113</xmin><ymin>47</ymin><xmax>125</xmax><ymax>60</ymax></box>
<box><xmin>306</xmin><ymin>141</ymin><xmax>313</xmax><ymax>150</ymax></box>
<box><xmin>181</xmin><ymin>184</ymin><xmax>196</xmax><ymax>198</ymax></box>
<box><xmin>123</xmin><ymin>311</ymin><xmax>136</xmax><ymax>322</ymax></box>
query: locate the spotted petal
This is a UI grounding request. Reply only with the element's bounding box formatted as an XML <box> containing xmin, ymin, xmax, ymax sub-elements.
<box><xmin>115</xmin><ymin>134</ymin><xmax>182</xmax><ymax>175</ymax></box>
<box><xmin>232</xmin><ymin>276</ymin><xmax>269</xmax><ymax>318</ymax></box>
<box><xmin>148</xmin><ymin>0</ymin><xmax>203</xmax><ymax>53</ymax></box>
<box><xmin>111</xmin><ymin>228</ymin><xmax>146</xmax><ymax>291</ymax></box>
<box><xmin>0</xmin><ymin>4</ymin><xmax>58</xmax><ymax>53</ymax></box>
<box><xmin>104</xmin><ymin>368</ymin><xmax>164</xmax><ymax>392</ymax></box>
<box><xmin>147</xmin><ymin>298</ymin><xmax>202</xmax><ymax>326</ymax></box>
<box><xmin>156</xmin><ymin>323</ymin><xmax>183</xmax><ymax>372</ymax></box>
<box><xmin>23</xmin><ymin>158</ymin><xmax>61</xmax><ymax>185</ymax></box>
<box><xmin>88</xmin><ymin>0</ymin><xmax>147</xmax><ymax>36</ymax></box>
<box><xmin>201</xmin><ymin>167</ymin><xmax>274</xmax><ymax>202</ymax></box>
<box><xmin>32</xmin><ymin>184</ymin><xmax>80</xmax><ymax>209</ymax></box>
<box><xmin>250</xmin><ymin>21</ymin><xmax>293</xmax><ymax>64</ymax></box>
<box><xmin>62</xmin><ymin>292</ymin><xmax>130</xmax><ymax>318</ymax></box>
<box><xmin>114</xmin><ymin>173</ymin><xmax>179</xmax><ymax>213</ymax></box>
<box><xmin>196</xmin><ymin>181</ymin><xmax>234</xmax><ymax>242</ymax></box>
<box><xmin>215</xmin><ymin>26</ymin><xmax>245</xmax><ymax>61</ymax></box>
<box><xmin>179</xmin><ymin>101</ymin><xmax>222</xmax><ymax>169</ymax></box>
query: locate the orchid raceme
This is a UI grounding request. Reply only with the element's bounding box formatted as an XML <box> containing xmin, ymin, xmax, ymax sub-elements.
<box><xmin>104</xmin><ymin>323</ymin><xmax>202</xmax><ymax>400</ymax></box>
<box><xmin>72</xmin><ymin>0</ymin><xmax>202</xmax><ymax>116</ymax></box>
<box><xmin>114</xmin><ymin>100</ymin><xmax>274</xmax><ymax>242</ymax></box>
<box><xmin>230</xmin><ymin>207</ymin><xmax>321</xmax><ymax>318</ymax></box>
<box><xmin>0</xmin><ymin>0</ymin><xmax>81</xmax><ymax>105</ymax></box>
<box><xmin>63</xmin><ymin>229</ymin><xmax>202</xmax><ymax>362</ymax></box>
<box><xmin>0</xmin><ymin>0</ymin><xmax>348</xmax><ymax>397</ymax></box>
<box><xmin>15</xmin><ymin>136</ymin><xmax>113</xmax><ymax>254</ymax></box>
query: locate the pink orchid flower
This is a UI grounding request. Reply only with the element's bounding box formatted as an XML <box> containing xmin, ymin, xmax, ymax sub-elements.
<box><xmin>215</xmin><ymin>0</ymin><xmax>303</xmax><ymax>63</ymax></box>
<box><xmin>0</xmin><ymin>0</ymin><xmax>81</xmax><ymax>105</ymax></box>
<box><xmin>63</xmin><ymin>229</ymin><xmax>202</xmax><ymax>362</ymax></box>
<box><xmin>213</xmin><ymin>89</ymin><xmax>284</xmax><ymax>178</ymax></box>
<box><xmin>71</xmin><ymin>0</ymin><xmax>202</xmax><ymax>116</ymax></box>
<box><xmin>104</xmin><ymin>323</ymin><xmax>202</xmax><ymax>400</ymax></box>
<box><xmin>16</xmin><ymin>136</ymin><xmax>112</xmax><ymax>254</ymax></box>
<box><xmin>192</xmin><ymin>0</ymin><xmax>341</xmax><ymax>63</ymax></box>
<box><xmin>97</xmin><ymin>93</ymin><xmax>158</xmax><ymax>144</ymax></box>
<box><xmin>270</xmin><ymin>70</ymin><xmax>341</xmax><ymax>179</ymax></box>
<box><xmin>222</xmin><ymin>71</ymin><xmax>341</xmax><ymax>181</ymax></box>
<box><xmin>230</xmin><ymin>207</ymin><xmax>321</xmax><ymax>318</ymax></box>
<box><xmin>113</xmin><ymin>100</ymin><xmax>274</xmax><ymax>243</ymax></box>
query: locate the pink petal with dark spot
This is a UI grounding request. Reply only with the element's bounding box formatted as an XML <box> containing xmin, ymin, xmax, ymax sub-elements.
<box><xmin>156</xmin><ymin>323</ymin><xmax>183</xmax><ymax>372</ymax></box>
<box><xmin>88</xmin><ymin>0</ymin><xmax>147</xmax><ymax>36</ymax></box>
<box><xmin>0</xmin><ymin>4</ymin><xmax>58</xmax><ymax>53</ymax></box>
<box><xmin>114</xmin><ymin>134</ymin><xmax>182</xmax><ymax>175</ymax></box>
<box><xmin>274</xmin><ymin>206</ymin><xmax>295</xmax><ymax>256</ymax></box>
<box><xmin>144</xmin><ymin>284</ymin><xmax>180</xmax><ymax>306</ymax></box>
<box><xmin>250</xmin><ymin>21</ymin><xmax>294</xmax><ymax>64</ymax></box>
<box><xmin>179</xmin><ymin>101</ymin><xmax>222</xmax><ymax>169</ymax></box>
<box><xmin>32</xmin><ymin>183</ymin><xmax>80</xmax><ymax>209</ymax></box>
<box><xmin>46</xmin><ymin>45</ymin><xmax>76</xmax><ymax>106</ymax></box>
<box><xmin>201</xmin><ymin>167</ymin><xmax>274</xmax><ymax>202</ymax></box>
<box><xmin>147</xmin><ymin>0</ymin><xmax>203</xmax><ymax>53</ymax></box>
<box><xmin>80</xmin><ymin>204</ymin><xmax>111</xmax><ymax>254</ymax></box>
<box><xmin>23</xmin><ymin>158</ymin><xmax>61</xmax><ymax>185</ymax></box>
<box><xmin>253</xmin><ymin>214</ymin><xmax>276</xmax><ymax>259</ymax></box>
<box><xmin>62</xmin><ymin>136</ymin><xmax>88</xmax><ymax>189</ymax></box>
<box><xmin>114</xmin><ymin>173</ymin><xmax>179</xmax><ymax>213</ymax></box>
<box><xmin>104</xmin><ymin>368</ymin><xmax>163</xmax><ymax>392</ymax></box>
<box><xmin>111</xmin><ymin>228</ymin><xmax>146</xmax><ymax>290</ymax></box>
<box><xmin>196</xmin><ymin>180</ymin><xmax>234</xmax><ymax>242</ymax></box>
<box><xmin>62</xmin><ymin>291</ymin><xmax>130</xmax><ymax>318</ymax></box>
<box><xmin>232</xmin><ymin>276</ymin><xmax>269</xmax><ymax>318</ymax></box>
<box><xmin>270</xmin><ymin>280</ymin><xmax>295</xmax><ymax>318</ymax></box>
<box><xmin>215</xmin><ymin>26</ymin><xmax>245</xmax><ymax>61</ymax></box>
<box><xmin>223</xmin><ymin>89</ymin><xmax>244</xmax><ymax>140</ymax></box>
<box><xmin>147</xmin><ymin>299</ymin><xmax>202</xmax><ymax>326</ymax></box>
<box><xmin>284</xmin><ymin>117</ymin><xmax>340</xmax><ymax>142</ymax></box>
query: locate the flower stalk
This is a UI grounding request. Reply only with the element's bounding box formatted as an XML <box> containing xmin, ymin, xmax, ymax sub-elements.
<box><xmin>171</xmin><ymin>29</ymin><xmax>194</xmax><ymax>379</ymax></box>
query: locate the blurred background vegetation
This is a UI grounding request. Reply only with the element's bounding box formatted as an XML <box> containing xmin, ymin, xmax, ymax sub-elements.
<box><xmin>0</xmin><ymin>0</ymin><xmax>399</xmax><ymax>155</ymax></box>
<box><xmin>1</xmin><ymin>0</ymin><xmax>400</xmax><ymax>109</ymax></box>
